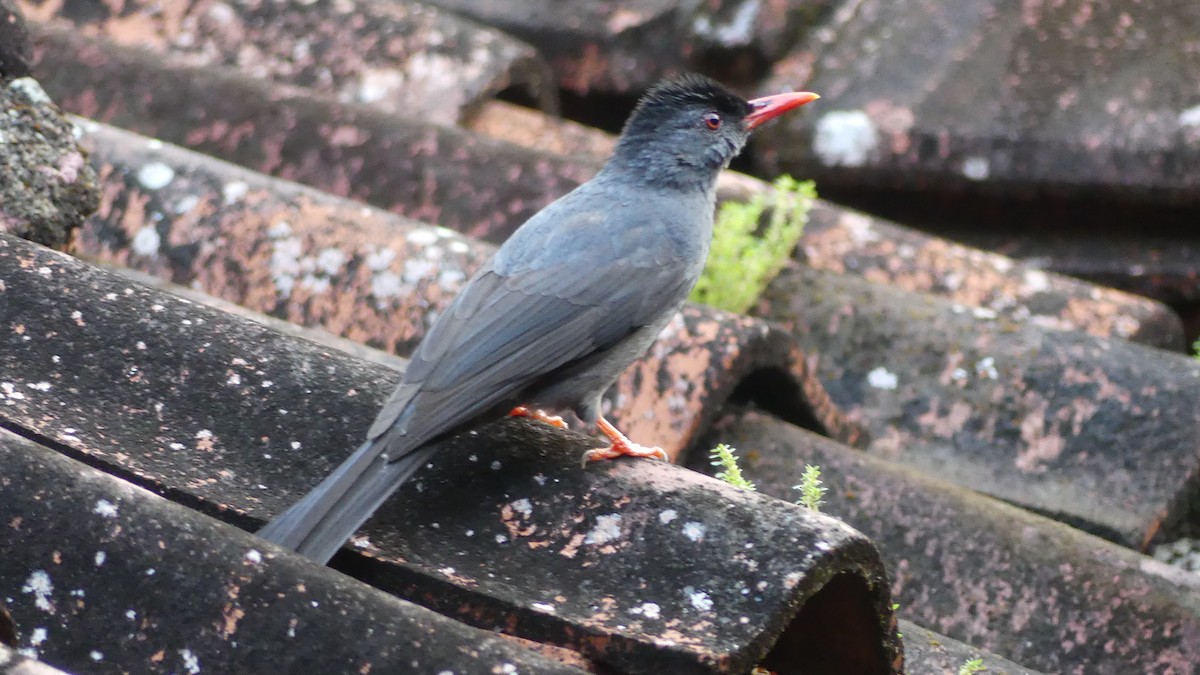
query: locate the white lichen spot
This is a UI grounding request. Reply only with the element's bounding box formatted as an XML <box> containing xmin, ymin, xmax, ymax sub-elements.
<box><xmin>532</xmin><ymin>473</ymin><xmax>547</xmax><ymax>486</ymax></box>
<box><xmin>270</xmin><ymin>233</ymin><xmax>303</xmax><ymax>299</ymax></box>
<box><xmin>9</xmin><ymin>77</ymin><xmax>52</xmax><ymax>104</ymax></box>
<box><xmin>169</xmin><ymin>442</ymin><xmax>185</xmax><ymax>451</ymax></box>
<box><xmin>585</xmin><ymin>514</ymin><xmax>623</xmax><ymax>545</ymax></box>
<box><xmin>866</xmin><ymin>366</ymin><xmax>898</xmax><ymax>390</ymax></box>
<box><xmin>840</xmin><ymin>212</ymin><xmax>879</xmax><ymax>244</ymax></box>
<box><xmin>222</xmin><ymin>181</ymin><xmax>249</xmax><ymax>205</ymax></box>
<box><xmin>261</xmin><ymin>380</ymin><xmax>273</xmax><ymax>388</ymax></box>
<box><xmin>1177</xmin><ymin>104</ymin><xmax>1200</xmax><ymax>127</ymax></box>
<box><xmin>90</xmin><ymin>650</ymin><xmax>103</xmax><ymax>662</ymax></box>
<box><xmin>137</xmin><ymin>162</ymin><xmax>175</xmax><ymax>190</ymax></box>
<box><xmin>196</xmin><ymin>429</ymin><xmax>213</xmax><ymax>440</ymax></box>
<box><xmin>355</xmin><ymin>68</ymin><xmax>403</xmax><ymax>104</ymax></box>
<box><xmin>406</xmin><ymin>228</ymin><xmax>439</xmax><ymax>246</ymax></box>
<box><xmin>125</xmin><ymin>610</ymin><xmax>137</xmax><ymax>621</ymax></box>
<box><xmin>227</xmin><ymin>373</ymin><xmax>241</xmax><ymax>386</ymax></box>
<box><xmin>438</xmin><ymin>269</ymin><xmax>465</xmax><ymax>289</ymax></box>
<box><xmin>448</xmin><ymin>240</ymin><xmax>470</xmax><ymax>254</ymax></box>
<box><xmin>136</xmin><ymin>341</ymin><xmax>147</xmax><ymax>350</ymax></box>
<box><xmin>490</xmin><ymin>460</ymin><xmax>502</xmax><ymax>471</ymax></box>
<box><xmin>1022</xmin><ymin>269</ymin><xmax>1050</xmax><ymax>292</ymax></box>
<box><xmin>685</xmin><ymin>587</ymin><xmax>713</xmax><ymax>612</ymax></box>
<box><xmin>530</xmin><ymin>602</ymin><xmax>557</xmax><ymax>614</ymax></box>
<box><xmin>495</xmin><ymin>534</ymin><xmax>508</xmax><ymax>544</ymax></box>
<box><xmin>290</xmin><ymin>441</ymin><xmax>301</xmax><ymax>450</ymax></box>
<box><xmin>267</xmin><ymin>221</ymin><xmax>292</xmax><ymax>239</ymax></box>
<box><xmin>658</xmin><ymin>509</ymin><xmax>678</xmax><ymax>525</ymax></box>
<box><xmin>131</xmin><ymin>226</ymin><xmax>161</xmax><ymax>257</ymax></box>
<box><xmin>180</xmin><ymin>648</ymin><xmax>201</xmax><ymax>675</ymax></box>
<box><xmin>691</xmin><ymin>0</ymin><xmax>760</xmax><ymax>45</ymax></box>
<box><xmin>27</xmin><ymin>381</ymin><xmax>51</xmax><ymax>392</ymax></box>
<box><xmin>510</xmin><ymin>498</ymin><xmax>532</xmax><ymax>518</ymax></box>
<box><xmin>630</xmin><ymin>602</ymin><xmax>661</xmax><ymax>619</ymax></box>
<box><xmin>370</xmin><ymin>271</ymin><xmax>403</xmax><ymax>303</ymax></box>
<box><xmin>93</xmin><ymin>499</ymin><xmax>118</xmax><ymax>518</ymax></box>
<box><xmin>94</xmin><ymin>551</ymin><xmax>106</xmax><ymax>566</ymax></box>
<box><xmin>952</xmin><ymin>367</ymin><xmax>969</xmax><ymax>381</ymax></box>
<box><xmin>961</xmin><ymin>156</ymin><xmax>990</xmax><ymax>181</ymax></box>
<box><xmin>23</xmin><ymin>571</ymin><xmax>53</xmax><ymax>613</ymax></box>
<box><xmin>174</xmin><ymin>194</ymin><xmax>200</xmax><ymax>215</ymax></box>
<box><xmin>245</xmin><ymin>549</ymin><xmax>263</xmax><ymax>564</ymax></box>
<box><xmin>365</xmin><ymin>248</ymin><xmax>396</xmax><ymax>271</ymax></box>
<box><xmin>403</xmin><ymin>258</ymin><xmax>436</xmax><ymax>285</ymax></box>
<box><xmin>681</xmin><ymin>521</ymin><xmax>706</xmax><ymax>542</ymax></box>
<box><xmin>316</xmin><ymin>248</ymin><xmax>346</xmax><ymax>276</ymax></box>
<box><xmin>30</xmin><ymin>627</ymin><xmax>48</xmax><ymax>646</ymax></box>
<box><xmin>972</xmin><ymin>307</ymin><xmax>998</xmax><ymax>320</ymax></box>
<box><xmin>814</xmin><ymin>110</ymin><xmax>878</xmax><ymax>167</ymax></box>
<box><xmin>975</xmin><ymin>356</ymin><xmax>999</xmax><ymax>380</ymax></box>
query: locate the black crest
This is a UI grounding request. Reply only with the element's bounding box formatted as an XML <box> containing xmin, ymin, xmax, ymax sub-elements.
<box><xmin>622</xmin><ymin>74</ymin><xmax>751</xmax><ymax>136</ymax></box>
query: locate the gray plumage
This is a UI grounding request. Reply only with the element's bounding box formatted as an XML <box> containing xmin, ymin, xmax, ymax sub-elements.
<box><xmin>258</xmin><ymin>75</ymin><xmax>815</xmax><ymax>563</ymax></box>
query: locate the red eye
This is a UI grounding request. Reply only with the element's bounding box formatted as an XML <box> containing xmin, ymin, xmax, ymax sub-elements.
<box><xmin>704</xmin><ymin>113</ymin><xmax>722</xmax><ymax>130</ymax></box>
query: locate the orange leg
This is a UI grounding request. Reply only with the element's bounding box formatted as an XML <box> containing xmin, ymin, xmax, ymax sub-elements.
<box><xmin>582</xmin><ymin>417</ymin><xmax>668</xmax><ymax>463</ymax></box>
<box><xmin>509</xmin><ymin>406</ymin><xmax>568</xmax><ymax>429</ymax></box>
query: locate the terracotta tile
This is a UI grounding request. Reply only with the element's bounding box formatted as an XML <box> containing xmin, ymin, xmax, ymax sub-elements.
<box><xmin>760</xmin><ymin>264</ymin><xmax>1200</xmax><ymax>549</ymax></box>
<box><xmin>698</xmin><ymin>411</ymin><xmax>1200</xmax><ymax>674</ymax></box>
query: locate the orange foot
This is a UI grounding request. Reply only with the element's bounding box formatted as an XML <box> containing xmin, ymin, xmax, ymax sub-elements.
<box><xmin>509</xmin><ymin>406</ymin><xmax>568</xmax><ymax>429</ymax></box>
<box><xmin>582</xmin><ymin>417</ymin><xmax>668</xmax><ymax>464</ymax></box>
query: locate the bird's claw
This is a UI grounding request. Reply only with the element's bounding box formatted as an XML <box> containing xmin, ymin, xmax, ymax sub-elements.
<box><xmin>509</xmin><ymin>406</ymin><xmax>568</xmax><ymax>429</ymax></box>
<box><xmin>581</xmin><ymin>443</ymin><xmax>669</xmax><ymax>466</ymax></box>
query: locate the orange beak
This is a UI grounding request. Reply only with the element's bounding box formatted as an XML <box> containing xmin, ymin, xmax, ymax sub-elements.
<box><xmin>745</xmin><ymin>91</ymin><xmax>820</xmax><ymax>130</ymax></box>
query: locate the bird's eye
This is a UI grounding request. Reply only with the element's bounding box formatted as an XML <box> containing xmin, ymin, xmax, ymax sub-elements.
<box><xmin>703</xmin><ymin>113</ymin><xmax>722</xmax><ymax>130</ymax></box>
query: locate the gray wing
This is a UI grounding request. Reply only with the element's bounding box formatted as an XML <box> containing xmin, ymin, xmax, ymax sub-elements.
<box><xmin>367</xmin><ymin>205</ymin><xmax>697</xmax><ymax>457</ymax></box>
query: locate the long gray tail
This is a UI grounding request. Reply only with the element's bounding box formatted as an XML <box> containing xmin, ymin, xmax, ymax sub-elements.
<box><xmin>257</xmin><ymin>440</ymin><xmax>437</xmax><ymax>564</ymax></box>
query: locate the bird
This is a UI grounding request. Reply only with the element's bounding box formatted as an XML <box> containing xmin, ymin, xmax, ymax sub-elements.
<box><xmin>258</xmin><ymin>74</ymin><xmax>818</xmax><ymax>563</ymax></box>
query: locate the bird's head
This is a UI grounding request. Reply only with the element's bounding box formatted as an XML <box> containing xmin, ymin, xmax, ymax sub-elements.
<box><xmin>610</xmin><ymin>74</ymin><xmax>818</xmax><ymax>190</ymax></box>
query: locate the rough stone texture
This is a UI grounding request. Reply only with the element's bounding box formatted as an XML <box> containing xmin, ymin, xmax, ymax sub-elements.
<box><xmin>72</xmin><ymin>121</ymin><xmax>857</xmax><ymax>461</ymax></box>
<box><xmin>419</xmin><ymin>0</ymin><xmax>832</xmax><ymax>93</ymax></box>
<box><xmin>696</xmin><ymin>411</ymin><xmax>1200</xmax><ymax>674</ymax></box>
<box><xmin>760</xmin><ymin>264</ymin><xmax>1200</xmax><ymax>550</ymax></box>
<box><xmin>0</xmin><ymin>644</ymin><xmax>71</xmax><ymax>675</ymax></box>
<box><xmin>0</xmin><ymin>0</ymin><xmax>31</xmax><ymax>80</ymax></box>
<box><xmin>0</xmin><ymin>234</ymin><xmax>902</xmax><ymax>674</ymax></box>
<box><xmin>756</xmin><ymin>0</ymin><xmax>1200</xmax><ymax>205</ymax></box>
<box><xmin>18</xmin><ymin>0</ymin><xmax>554</xmax><ymax>125</ymax></box>
<box><xmin>899</xmin><ymin>621</ymin><xmax>1043</xmax><ymax>675</ymax></box>
<box><xmin>962</xmin><ymin>230</ymin><xmax>1200</xmax><ymax>308</ymax></box>
<box><xmin>798</xmin><ymin>201</ymin><xmax>1185</xmax><ymax>350</ymax></box>
<box><xmin>29</xmin><ymin>28</ymin><xmax>592</xmax><ymax>243</ymax></box>
<box><xmin>0</xmin><ymin>429</ymin><xmax>593</xmax><ymax>675</ymax></box>
<box><xmin>0</xmin><ymin>78</ymin><xmax>99</xmax><ymax>248</ymax></box>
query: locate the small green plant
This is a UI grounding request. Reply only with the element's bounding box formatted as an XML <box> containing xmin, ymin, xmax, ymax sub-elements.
<box><xmin>689</xmin><ymin>175</ymin><xmax>816</xmax><ymax>314</ymax></box>
<box><xmin>1193</xmin><ymin>337</ymin><xmax>1199</xmax><ymax>361</ymax></box>
<box><xmin>710</xmin><ymin>443</ymin><xmax>756</xmax><ymax>491</ymax></box>
<box><xmin>794</xmin><ymin>464</ymin><xmax>826</xmax><ymax>511</ymax></box>
<box><xmin>958</xmin><ymin>658</ymin><xmax>986</xmax><ymax>674</ymax></box>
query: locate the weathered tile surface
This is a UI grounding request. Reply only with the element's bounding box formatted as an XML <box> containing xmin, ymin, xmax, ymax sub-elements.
<box><xmin>0</xmin><ymin>430</ymin><xmax>593</xmax><ymax>675</ymax></box>
<box><xmin>19</xmin><ymin>0</ymin><xmax>553</xmax><ymax>124</ymax></box>
<box><xmin>757</xmin><ymin>0</ymin><xmax>1200</xmax><ymax>204</ymax></box>
<box><xmin>761</xmin><ymin>264</ymin><xmax>1200</xmax><ymax>549</ymax></box>
<box><xmin>0</xmin><ymin>234</ymin><xmax>902</xmax><ymax>675</ymax></box>
<box><xmin>698</xmin><ymin>411</ymin><xmax>1200</xmax><ymax>674</ymax></box>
